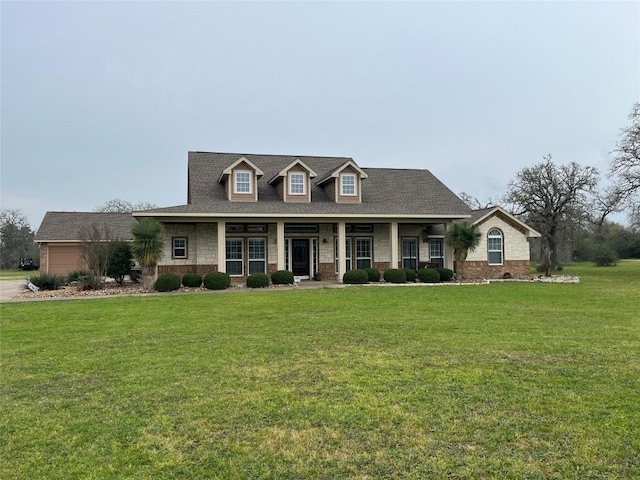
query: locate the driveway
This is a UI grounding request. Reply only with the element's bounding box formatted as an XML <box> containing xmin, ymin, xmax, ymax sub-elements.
<box><xmin>0</xmin><ymin>280</ymin><xmax>27</xmax><ymax>302</ymax></box>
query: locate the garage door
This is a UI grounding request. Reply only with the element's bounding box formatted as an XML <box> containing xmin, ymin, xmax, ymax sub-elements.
<box><xmin>47</xmin><ymin>245</ymin><xmax>86</xmax><ymax>275</ymax></box>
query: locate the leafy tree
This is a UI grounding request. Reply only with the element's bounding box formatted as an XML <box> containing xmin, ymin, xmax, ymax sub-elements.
<box><xmin>107</xmin><ymin>241</ymin><xmax>133</xmax><ymax>286</ymax></box>
<box><xmin>130</xmin><ymin>218</ymin><xmax>164</xmax><ymax>290</ymax></box>
<box><xmin>504</xmin><ymin>155</ymin><xmax>598</xmax><ymax>275</ymax></box>
<box><xmin>0</xmin><ymin>209</ymin><xmax>38</xmax><ymax>269</ymax></box>
<box><xmin>94</xmin><ymin>199</ymin><xmax>157</xmax><ymax>213</ymax></box>
<box><xmin>445</xmin><ymin>222</ymin><xmax>481</xmax><ymax>280</ymax></box>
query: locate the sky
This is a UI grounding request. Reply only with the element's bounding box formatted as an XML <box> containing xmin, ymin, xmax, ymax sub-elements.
<box><xmin>1</xmin><ymin>1</ymin><xmax>639</xmax><ymax>230</ymax></box>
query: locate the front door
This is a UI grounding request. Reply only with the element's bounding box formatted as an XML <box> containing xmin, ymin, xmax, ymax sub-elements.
<box><xmin>292</xmin><ymin>239</ymin><xmax>310</xmax><ymax>277</ymax></box>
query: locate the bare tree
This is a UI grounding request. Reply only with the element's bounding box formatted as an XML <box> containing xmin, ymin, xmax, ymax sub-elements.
<box><xmin>79</xmin><ymin>223</ymin><xmax>117</xmax><ymax>288</ymax></box>
<box><xmin>94</xmin><ymin>199</ymin><xmax>157</xmax><ymax>213</ymax></box>
<box><xmin>504</xmin><ymin>154</ymin><xmax>598</xmax><ymax>275</ymax></box>
<box><xmin>458</xmin><ymin>192</ymin><xmax>497</xmax><ymax>210</ymax></box>
<box><xmin>588</xmin><ymin>185</ymin><xmax>625</xmax><ymax>234</ymax></box>
<box><xmin>611</xmin><ymin>103</ymin><xmax>640</xmax><ymax>225</ymax></box>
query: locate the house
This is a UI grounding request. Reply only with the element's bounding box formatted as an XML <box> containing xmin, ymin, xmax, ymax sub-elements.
<box><xmin>463</xmin><ymin>206</ymin><xmax>540</xmax><ymax>278</ymax></box>
<box><xmin>35</xmin><ymin>152</ymin><xmax>540</xmax><ymax>280</ymax></box>
<box><xmin>35</xmin><ymin>212</ymin><xmax>137</xmax><ymax>274</ymax></box>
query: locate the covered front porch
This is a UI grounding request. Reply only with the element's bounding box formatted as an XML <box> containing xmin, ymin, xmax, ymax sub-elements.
<box><xmin>158</xmin><ymin>217</ymin><xmax>456</xmax><ymax>282</ymax></box>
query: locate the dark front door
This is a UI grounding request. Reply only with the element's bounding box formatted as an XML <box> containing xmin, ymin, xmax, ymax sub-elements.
<box><xmin>292</xmin><ymin>239</ymin><xmax>310</xmax><ymax>276</ymax></box>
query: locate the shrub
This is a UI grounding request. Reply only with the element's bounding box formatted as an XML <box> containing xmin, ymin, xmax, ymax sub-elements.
<box><xmin>79</xmin><ymin>273</ymin><xmax>104</xmax><ymax>290</ymax></box>
<box><xmin>435</xmin><ymin>267</ymin><xmax>454</xmax><ymax>281</ymax></box>
<box><xmin>107</xmin><ymin>241</ymin><xmax>133</xmax><ymax>285</ymax></box>
<box><xmin>403</xmin><ymin>268</ymin><xmax>416</xmax><ymax>282</ymax></box>
<box><xmin>343</xmin><ymin>269</ymin><xmax>369</xmax><ymax>284</ymax></box>
<box><xmin>593</xmin><ymin>245</ymin><xmax>618</xmax><ymax>267</ymax></box>
<box><xmin>247</xmin><ymin>272</ymin><xmax>269</xmax><ymax>288</ymax></box>
<box><xmin>182</xmin><ymin>273</ymin><xmax>203</xmax><ymax>288</ymax></box>
<box><xmin>30</xmin><ymin>274</ymin><xmax>66</xmax><ymax>291</ymax></box>
<box><xmin>417</xmin><ymin>268</ymin><xmax>440</xmax><ymax>283</ymax></box>
<box><xmin>203</xmin><ymin>272</ymin><xmax>231</xmax><ymax>290</ymax></box>
<box><xmin>67</xmin><ymin>269</ymin><xmax>92</xmax><ymax>283</ymax></box>
<box><xmin>364</xmin><ymin>268</ymin><xmax>381</xmax><ymax>282</ymax></box>
<box><xmin>271</xmin><ymin>270</ymin><xmax>294</xmax><ymax>285</ymax></box>
<box><xmin>384</xmin><ymin>268</ymin><xmax>407</xmax><ymax>283</ymax></box>
<box><xmin>154</xmin><ymin>273</ymin><xmax>181</xmax><ymax>292</ymax></box>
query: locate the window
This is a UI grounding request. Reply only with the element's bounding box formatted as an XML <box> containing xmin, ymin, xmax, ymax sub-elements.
<box><xmin>335</xmin><ymin>237</ymin><xmax>353</xmax><ymax>273</ymax></box>
<box><xmin>234</xmin><ymin>171</ymin><xmax>252</xmax><ymax>194</ymax></box>
<box><xmin>402</xmin><ymin>238</ymin><xmax>418</xmax><ymax>270</ymax></box>
<box><xmin>488</xmin><ymin>229</ymin><xmax>503</xmax><ymax>265</ymax></box>
<box><xmin>430</xmin><ymin>239</ymin><xmax>444</xmax><ymax>268</ymax></box>
<box><xmin>248</xmin><ymin>238</ymin><xmax>266</xmax><ymax>274</ymax></box>
<box><xmin>289</xmin><ymin>172</ymin><xmax>305</xmax><ymax>195</ymax></box>
<box><xmin>172</xmin><ymin>237</ymin><xmax>187</xmax><ymax>259</ymax></box>
<box><xmin>341</xmin><ymin>174</ymin><xmax>356</xmax><ymax>196</ymax></box>
<box><xmin>355</xmin><ymin>237</ymin><xmax>372</xmax><ymax>269</ymax></box>
<box><xmin>226</xmin><ymin>239</ymin><xmax>243</xmax><ymax>276</ymax></box>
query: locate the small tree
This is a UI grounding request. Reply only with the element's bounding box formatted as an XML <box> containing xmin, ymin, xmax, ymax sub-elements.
<box><xmin>107</xmin><ymin>241</ymin><xmax>133</xmax><ymax>286</ymax></box>
<box><xmin>130</xmin><ymin>218</ymin><xmax>164</xmax><ymax>290</ymax></box>
<box><xmin>79</xmin><ymin>223</ymin><xmax>116</xmax><ymax>288</ymax></box>
<box><xmin>445</xmin><ymin>222</ymin><xmax>481</xmax><ymax>280</ymax></box>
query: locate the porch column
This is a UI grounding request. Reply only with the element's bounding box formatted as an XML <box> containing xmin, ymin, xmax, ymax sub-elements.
<box><xmin>276</xmin><ymin>220</ymin><xmax>285</xmax><ymax>270</ymax></box>
<box><xmin>389</xmin><ymin>221</ymin><xmax>399</xmax><ymax>269</ymax></box>
<box><xmin>338</xmin><ymin>221</ymin><xmax>347</xmax><ymax>281</ymax></box>
<box><xmin>443</xmin><ymin>222</ymin><xmax>454</xmax><ymax>270</ymax></box>
<box><xmin>217</xmin><ymin>221</ymin><xmax>226</xmax><ymax>273</ymax></box>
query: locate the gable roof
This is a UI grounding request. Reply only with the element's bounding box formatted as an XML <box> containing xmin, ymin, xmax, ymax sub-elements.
<box><xmin>35</xmin><ymin>212</ymin><xmax>137</xmax><ymax>242</ymax></box>
<box><xmin>268</xmin><ymin>159</ymin><xmax>318</xmax><ymax>184</ymax></box>
<box><xmin>316</xmin><ymin>159</ymin><xmax>368</xmax><ymax>185</ymax></box>
<box><xmin>470</xmin><ymin>206</ymin><xmax>541</xmax><ymax>237</ymax></box>
<box><xmin>139</xmin><ymin>151</ymin><xmax>471</xmax><ymax>219</ymax></box>
<box><xmin>217</xmin><ymin>156</ymin><xmax>264</xmax><ymax>183</ymax></box>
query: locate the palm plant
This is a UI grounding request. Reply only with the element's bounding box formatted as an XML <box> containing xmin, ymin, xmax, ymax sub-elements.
<box><xmin>130</xmin><ymin>218</ymin><xmax>164</xmax><ymax>290</ymax></box>
<box><xmin>445</xmin><ymin>222</ymin><xmax>481</xmax><ymax>280</ymax></box>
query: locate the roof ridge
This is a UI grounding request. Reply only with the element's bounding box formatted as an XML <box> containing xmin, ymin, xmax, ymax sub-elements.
<box><xmin>189</xmin><ymin>151</ymin><xmax>353</xmax><ymax>160</ymax></box>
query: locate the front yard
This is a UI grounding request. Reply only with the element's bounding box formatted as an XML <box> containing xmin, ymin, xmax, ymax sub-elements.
<box><xmin>1</xmin><ymin>263</ymin><xmax>639</xmax><ymax>479</ymax></box>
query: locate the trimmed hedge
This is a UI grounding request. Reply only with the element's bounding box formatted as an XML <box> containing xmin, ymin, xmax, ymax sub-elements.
<box><xmin>384</xmin><ymin>268</ymin><xmax>407</xmax><ymax>283</ymax></box>
<box><xmin>247</xmin><ymin>272</ymin><xmax>269</xmax><ymax>288</ymax></box>
<box><xmin>435</xmin><ymin>267</ymin><xmax>454</xmax><ymax>281</ymax></box>
<box><xmin>364</xmin><ymin>268</ymin><xmax>381</xmax><ymax>282</ymax></box>
<box><xmin>403</xmin><ymin>268</ymin><xmax>417</xmax><ymax>282</ymax></box>
<box><xmin>343</xmin><ymin>269</ymin><xmax>369</xmax><ymax>284</ymax></box>
<box><xmin>417</xmin><ymin>268</ymin><xmax>440</xmax><ymax>283</ymax></box>
<box><xmin>154</xmin><ymin>273</ymin><xmax>181</xmax><ymax>292</ymax></box>
<box><xmin>182</xmin><ymin>273</ymin><xmax>203</xmax><ymax>288</ymax></box>
<box><xmin>204</xmin><ymin>272</ymin><xmax>231</xmax><ymax>290</ymax></box>
<box><xmin>271</xmin><ymin>270</ymin><xmax>294</xmax><ymax>285</ymax></box>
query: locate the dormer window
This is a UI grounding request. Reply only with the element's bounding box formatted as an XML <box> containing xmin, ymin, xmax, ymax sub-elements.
<box><xmin>341</xmin><ymin>174</ymin><xmax>356</xmax><ymax>196</ymax></box>
<box><xmin>235</xmin><ymin>171</ymin><xmax>252</xmax><ymax>194</ymax></box>
<box><xmin>289</xmin><ymin>172</ymin><xmax>306</xmax><ymax>195</ymax></box>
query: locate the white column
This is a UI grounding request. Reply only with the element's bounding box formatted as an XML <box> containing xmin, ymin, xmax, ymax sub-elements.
<box><xmin>390</xmin><ymin>221</ymin><xmax>399</xmax><ymax>269</ymax></box>
<box><xmin>217</xmin><ymin>221</ymin><xmax>226</xmax><ymax>273</ymax></box>
<box><xmin>277</xmin><ymin>220</ymin><xmax>285</xmax><ymax>270</ymax></box>
<box><xmin>338</xmin><ymin>221</ymin><xmax>347</xmax><ymax>281</ymax></box>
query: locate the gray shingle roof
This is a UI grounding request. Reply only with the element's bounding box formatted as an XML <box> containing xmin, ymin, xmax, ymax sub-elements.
<box><xmin>35</xmin><ymin>212</ymin><xmax>137</xmax><ymax>242</ymax></box>
<box><xmin>138</xmin><ymin>151</ymin><xmax>471</xmax><ymax>218</ymax></box>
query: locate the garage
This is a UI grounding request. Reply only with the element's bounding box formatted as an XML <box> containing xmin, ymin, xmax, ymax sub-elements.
<box><xmin>44</xmin><ymin>244</ymin><xmax>85</xmax><ymax>275</ymax></box>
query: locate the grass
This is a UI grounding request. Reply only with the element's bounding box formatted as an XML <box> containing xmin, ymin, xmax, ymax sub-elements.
<box><xmin>0</xmin><ymin>269</ymin><xmax>33</xmax><ymax>281</ymax></box>
<box><xmin>1</xmin><ymin>262</ymin><xmax>639</xmax><ymax>479</ymax></box>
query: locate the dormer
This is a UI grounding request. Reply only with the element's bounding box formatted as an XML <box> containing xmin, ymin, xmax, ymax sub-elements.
<box><xmin>268</xmin><ymin>159</ymin><xmax>317</xmax><ymax>203</ymax></box>
<box><xmin>316</xmin><ymin>160</ymin><xmax>368</xmax><ymax>204</ymax></box>
<box><xmin>217</xmin><ymin>157</ymin><xmax>264</xmax><ymax>202</ymax></box>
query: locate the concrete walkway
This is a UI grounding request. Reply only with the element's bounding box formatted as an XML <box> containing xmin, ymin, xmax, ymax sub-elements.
<box><xmin>0</xmin><ymin>280</ymin><xmax>27</xmax><ymax>302</ymax></box>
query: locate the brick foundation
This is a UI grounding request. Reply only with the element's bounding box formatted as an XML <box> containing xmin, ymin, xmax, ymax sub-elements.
<box><xmin>462</xmin><ymin>260</ymin><xmax>531</xmax><ymax>280</ymax></box>
<box><xmin>158</xmin><ymin>264</ymin><xmax>217</xmax><ymax>276</ymax></box>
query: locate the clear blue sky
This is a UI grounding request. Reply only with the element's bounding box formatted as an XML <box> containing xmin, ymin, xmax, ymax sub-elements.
<box><xmin>2</xmin><ymin>1</ymin><xmax>638</xmax><ymax>229</ymax></box>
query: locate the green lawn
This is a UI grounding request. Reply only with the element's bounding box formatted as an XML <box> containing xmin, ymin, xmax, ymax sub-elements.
<box><xmin>0</xmin><ymin>269</ymin><xmax>32</xmax><ymax>281</ymax></box>
<box><xmin>1</xmin><ymin>262</ymin><xmax>639</xmax><ymax>479</ymax></box>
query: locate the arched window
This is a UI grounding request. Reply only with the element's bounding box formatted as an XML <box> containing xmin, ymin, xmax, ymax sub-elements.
<box><xmin>487</xmin><ymin>228</ymin><xmax>503</xmax><ymax>265</ymax></box>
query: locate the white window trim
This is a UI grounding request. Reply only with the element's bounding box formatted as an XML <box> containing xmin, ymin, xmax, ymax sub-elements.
<box><xmin>401</xmin><ymin>237</ymin><xmax>418</xmax><ymax>270</ymax></box>
<box><xmin>234</xmin><ymin>170</ymin><xmax>252</xmax><ymax>194</ymax></box>
<box><xmin>355</xmin><ymin>237</ymin><xmax>372</xmax><ymax>270</ymax></box>
<box><xmin>340</xmin><ymin>173</ymin><xmax>357</xmax><ymax>196</ymax></box>
<box><xmin>429</xmin><ymin>238</ymin><xmax>444</xmax><ymax>265</ymax></box>
<box><xmin>288</xmin><ymin>172</ymin><xmax>306</xmax><ymax>195</ymax></box>
<box><xmin>248</xmin><ymin>237</ymin><xmax>267</xmax><ymax>274</ymax></box>
<box><xmin>172</xmin><ymin>237</ymin><xmax>188</xmax><ymax>259</ymax></box>
<box><xmin>487</xmin><ymin>229</ymin><xmax>504</xmax><ymax>266</ymax></box>
<box><xmin>226</xmin><ymin>238</ymin><xmax>244</xmax><ymax>277</ymax></box>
